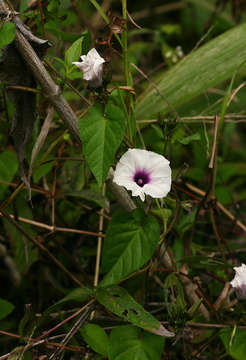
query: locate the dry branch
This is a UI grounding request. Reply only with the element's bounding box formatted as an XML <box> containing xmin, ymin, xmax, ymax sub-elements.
<box><xmin>0</xmin><ymin>0</ymin><xmax>81</xmax><ymax>144</ymax></box>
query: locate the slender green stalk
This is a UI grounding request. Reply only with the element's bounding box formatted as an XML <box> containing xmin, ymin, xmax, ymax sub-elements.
<box><xmin>88</xmin><ymin>0</ymin><xmax>109</xmax><ymax>24</ymax></box>
<box><xmin>121</xmin><ymin>0</ymin><xmax>136</xmax><ymax>142</ymax></box>
<box><xmin>155</xmin><ymin>199</ymin><xmax>167</xmax><ymax>241</ymax></box>
<box><xmin>89</xmin><ymin>0</ymin><xmax>122</xmax><ymax>47</ymax></box>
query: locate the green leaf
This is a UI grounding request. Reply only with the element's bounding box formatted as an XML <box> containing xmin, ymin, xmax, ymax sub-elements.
<box><xmin>79</xmin><ymin>101</ymin><xmax>126</xmax><ymax>186</ymax></box>
<box><xmin>3</xmin><ymin>197</ymin><xmax>38</xmax><ymax>274</ymax></box>
<box><xmin>220</xmin><ymin>327</ymin><xmax>246</xmax><ymax>360</ymax></box>
<box><xmin>100</xmin><ymin>209</ymin><xmax>160</xmax><ymax>286</ymax></box>
<box><xmin>0</xmin><ymin>22</ymin><xmax>16</xmax><ymax>49</ymax></box>
<box><xmin>81</xmin><ymin>324</ymin><xmax>109</xmax><ymax>357</ymax></box>
<box><xmin>65</xmin><ymin>36</ymin><xmax>83</xmax><ymax>67</ymax></box>
<box><xmin>48</xmin><ymin>287</ymin><xmax>93</xmax><ymax>311</ymax></box>
<box><xmin>7</xmin><ymin>347</ymin><xmax>31</xmax><ymax>360</ymax></box>
<box><xmin>38</xmin><ymin>287</ymin><xmax>93</xmax><ymax>327</ymax></box>
<box><xmin>18</xmin><ymin>304</ymin><xmax>36</xmax><ymax>338</ymax></box>
<box><xmin>178</xmin><ymin>255</ymin><xmax>231</xmax><ymax>270</ymax></box>
<box><xmin>0</xmin><ymin>298</ymin><xmax>15</xmax><ymax>320</ymax></box>
<box><xmin>178</xmin><ymin>132</ymin><xmax>201</xmax><ymax>145</ymax></box>
<box><xmin>135</xmin><ymin>23</ymin><xmax>246</xmax><ymax>120</ymax></box>
<box><xmin>81</xmin><ymin>30</ymin><xmax>91</xmax><ymax>55</ymax></box>
<box><xmin>108</xmin><ymin>326</ymin><xmax>165</xmax><ymax>360</ymax></box>
<box><xmin>47</xmin><ymin>0</ymin><xmax>57</xmax><ymax>12</ymax></box>
<box><xmin>163</xmin><ymin>273</ymin><xmax>186</xmax><ymax>321</ymax></box>
<box><xmin>19</xmin><ymin>0</ymin><xmax>29</xmax><ymax>12</ymax></box>
<box><xmin>95</xmin><ymin>285</ymin><xmax>174</xmax><ymax>337</ymax></box>
<box><xmin>33</xmin><ymin>161</ymin><xmax>56</xmax><ymax>183</ymax></box>
<box><xmin>65</xmin><ymin>189</ymin><xmax>108</xmax><ymax>208</ymax></box>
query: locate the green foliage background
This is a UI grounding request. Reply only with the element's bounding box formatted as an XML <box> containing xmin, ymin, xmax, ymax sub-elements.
<box><xmin>0</xmin><ymin>0</ymin><xmax>246</xmax><ymax>359</ymax></box>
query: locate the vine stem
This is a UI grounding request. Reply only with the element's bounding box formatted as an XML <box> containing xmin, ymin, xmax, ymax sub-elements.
<box><xmin>185</xmin><ymin>182</ymin><xmax>246</xmax><ymax>233</ymax></box>
<box><xmin>89</xmin><ymin>0</ymin><xmax>122</xmax><ymax>47</ymax></box>
<box><xmin>93</xmin><ymin>183</ymin><xmax>106</xmax><ymax>287</ymax></box>
<box><xmin>122</xmin><ymin>0</ymin><xmax>129</xmax><ymax>87</ymax></box>
<box><xmin>0</xmin><ymin>209</ymin><xmax>84</xmax><ymax>287</ymax></box>
<box><xmin>90</xmin><ymin>184</ymin><xmax>106</xmax><ymax>321</ymax></box>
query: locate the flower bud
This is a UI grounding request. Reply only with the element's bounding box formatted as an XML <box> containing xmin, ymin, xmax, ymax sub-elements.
<box><xmin>230</xmin><ymin>263</ymin><xmax>246</xmax><ymax>299</ymax></box>
<box><xmin>72</xmin><ymin>48</ymin><xmax>105</xmax><ymax>88</ymax></box>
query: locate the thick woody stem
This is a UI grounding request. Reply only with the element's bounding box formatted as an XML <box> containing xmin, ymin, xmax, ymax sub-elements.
<box><xmin>0</xmin><ymin>0</ymin><xmax>81</xmax><ymax>144</ymax></box>
<box><xmin>107</xmin><ymin>168</ymin><xmax>136</xmax><ymax>212</ymax></box>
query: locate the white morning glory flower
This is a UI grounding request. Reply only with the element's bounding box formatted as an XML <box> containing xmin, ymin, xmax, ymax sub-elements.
<box><xmin>113</xmin><ymin>149</ymin><xmax>172</xmax><ymax>202</ymax></box>
<box><xmin>72</xmin><ymin>48</ymin><xmax>105</xmax><ymax>88</ymax></box>
<box><xmin>230</xmin><ymin>263</ymin><xmax>246</xmax><ymax>299</ymax></box>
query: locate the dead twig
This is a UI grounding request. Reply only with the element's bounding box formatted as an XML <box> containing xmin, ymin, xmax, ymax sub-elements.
<box><xmin>0</xmin><ymin>0</ymin><xmax>81</xmax><ymax>143</ymax></box>
<box><xmin>0</xmin><ymin>209</ymin><xmax>84</xmax><ymax>287</ymax></box>
<box><xmin>185</xmin><ymin>182</ymin><xmax>246</xmax><ymax>233</ymax></box>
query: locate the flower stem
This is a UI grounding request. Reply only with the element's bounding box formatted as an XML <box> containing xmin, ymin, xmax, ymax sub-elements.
<box><xmin>121</xmin><ymin>0</ymin><xmax>136</xmax><ymax>142</ymax></box>
<box><xmin>93</xmin><ymin>183</ymin><xmax>106</xmax><ymax>288</ymax></box>
<box><xmin>122</xmin><ymin>0</ymin><xmax>129</xmax><ymax>87</ymax></box>
<box><xmin>89</xmin><ymin>0</ymin><xmax>123</xmax><ymax>47</ymax></box>
<box><xmin>155</xmin><ymin>199</ymin><xmax>167</xmax><ymax>240</ymax></box>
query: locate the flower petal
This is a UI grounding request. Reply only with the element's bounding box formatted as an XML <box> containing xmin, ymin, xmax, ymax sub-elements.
<box><xmin>113</xmin><ymin>148</ymin><xmax>172</xmax><ymax>201</ymax></box>
<box><xmin>72</xmin><ymin>48</ymin><xmax>105</xmax><ymax>88</ymax></box>
<box><xmin>231</xmin><ymin>263</ymin><xmax>246</xmax><ymax>299</ymax></box>
<box><xmin>143</xmin><ymin>182</ymin><xmax>171</xmax><ymax>198</ymax></box>
<box><xmin>118</xmin><ymin>148</ymin><xmax>150</xmax><ymax>172</ymax></box>
<box><xmin>93</xmin><ymin>59</ymin><xmax>105</xmax><ymax>78</ymax></box>
<box><xmin>87</xmin><ymin>48</ymin><xmax>103</xmax><ymax>61</ymax></box>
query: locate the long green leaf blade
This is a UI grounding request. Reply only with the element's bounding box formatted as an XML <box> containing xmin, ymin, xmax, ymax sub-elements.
<box><xmin>135</xmin><ymin>23</ymin><xmax>246</xmax><ymax>120</ymax></box>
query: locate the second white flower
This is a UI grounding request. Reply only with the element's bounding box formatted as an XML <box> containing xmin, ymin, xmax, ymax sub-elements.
<box><xmin>72</xmin><ymin>48</ymin><xmax>105</xmax><ymax>88</ymax></box>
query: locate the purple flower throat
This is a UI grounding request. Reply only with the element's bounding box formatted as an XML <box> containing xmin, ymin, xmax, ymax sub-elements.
<box><xmin>133</xmin><ymin>170</ymin><xmax>150</xmax><ymax>187</ymax></box>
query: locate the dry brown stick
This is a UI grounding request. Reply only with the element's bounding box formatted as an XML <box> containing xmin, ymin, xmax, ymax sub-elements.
<box><xmin>210</xmin><ymin>208</ymin><xmax>227</xmax><ymax>264</ymax></box>
<box><xmin>0</xmin><ymin>330</ymin><xmax>82</xmax><ymax>353</ymax></box>
<box><xmin>0</xmin><ymin>0</ymin><xmax>81</xmax><ymax>144</ymax></box>
<box><xmin>137</xmin><ymin>114</ymin><xmax>246</xmax><ymax>124</ymax></box>
<box><xmin>36</xmin><ymin>299</ymin><xmax>95</xmax><ymax>341</ymax></box>
<box><xmin>94</xmin><ymin>184</ymin><xmax>106</xmax><ymax>287</ymax></box>
<box><xmin>185</xmin><ymin>182</ymin><xmax>246</xmax><ymax>233</ymax></box>
<box><xmin>5</xmin><ymin>85</ymin><xmax>40</xmax><ymax>93</ymax></box>
<box><xmin>227</xmin><ymin>82</ymin><xmax>246</xmax><ymax>107</ymax></box>
<box><xmin>29</xmin><ymin>107</ymin><xmax>54</xmax><ymax>179</ymax></box>
<box><xmin>178</xmin><ymin>266</ymin><xmax>210</xmax><ymax>320</ymax></box>
<box><xmin>37</xmin><ymin>0</ymin><xmax>45</xmax><ymax>37</ymax></box>
<box><xmin>214</xmin><ymin>282</ymin><xmax>230</xmax><ymax>311</ymax></box>
<box><xmin>51</xmin><ymin>143</ymin><xmax>64</xmax><ymax>227</ymax></box>
<box><xmin>0</xmin><ymin>180</ymin><xmax>50</xmax><ymax>195</ymax></box>
<box><xmin>0</xmin><ymin>209</ymin><xmax>84</xmax><ymax>287</ymax></box>
<box><xmin>0</xmin><ymin>212</ymin><xmax>105</xmax><ymax>237</ymax></box>
<box><xmin>49</xmin><ymin>304</ymin><xmax>93</xmax><ymax>360</ymax></box>
<box><xmin>44</xmin><ymin>59</ymin><xmax>91</xmax><ymax>106</ymax></box>
<box><xmin>91</xmin><ymin>185</ymin><xmax>106</xmax><ymax>321</ymax></box>
<box><xmin>209</xmin><ymin>115</ymin><xmax>220</xmax><ymax>169</ymax></box>
<box><xmin>15</xmin><ymin>29</ymin><xmax>81</xmax><ymax>143</ymax></box>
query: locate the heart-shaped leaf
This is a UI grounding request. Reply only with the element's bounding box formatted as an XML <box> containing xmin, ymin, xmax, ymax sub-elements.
<box><xmin>100</xmin><ymin>209</ymin><xmax>160</xmax><ymax>286</ymax></box>
<box><xmin>79</xmin><ymin>101</ymin><xmax>126</xmax><ymax>186</ymax></box>
<box><xmin>108</xmin><ymin>325</ymin><xmax>165</xmax><ymax>360</ymax></box>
